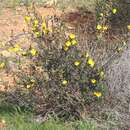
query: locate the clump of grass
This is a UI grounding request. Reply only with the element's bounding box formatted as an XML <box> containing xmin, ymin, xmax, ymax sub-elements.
<box><xmin>0</xmin><ymin>104</ymin><xmax>99</xmax><ymax>130</ymax></box>
<box><xmin>1</xmin><ymin>115</ymin><xmax>99</xmax><ymax>130</ymax></box>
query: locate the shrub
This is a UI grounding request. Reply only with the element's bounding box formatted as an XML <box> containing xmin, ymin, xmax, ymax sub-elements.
<box><xmin>2</xmin><ymin>7</ymin><xmax>107</xmax><ymax>121</ymax></box>
<box><xmin>96</xmin><ymin>0</ymin><xmax>130</xmax><ymax>35</ymax></box>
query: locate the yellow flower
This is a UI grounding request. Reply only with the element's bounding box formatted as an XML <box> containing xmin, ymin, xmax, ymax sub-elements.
<box><xmin>91</xmin><ymin>79</ymin><xmax>97</xmax><ymax>84</ymax></box>
<box><xmin>30</xmin><ymin>79</ymin><xmax>36</xmax><ymax>86</ymax></box>
<box><xmin>127</xmin><ymin>25</ymin><xmax>130</xmax><ymax>29</ymax></box>
<box><xmin>14</xmin><ymin>44</ymin><xmax>21</xmax><ymax>51</ymax></box>
<box><xmin>74</xmin><ymin>61</ymin><xmax>81</xmax><ymax>66</ymax></box>
<box><xmin>8</xmin><ymin>44</ymin><xmax>21</xmax><ymax>53</ymax></box>
<box><xmin>62</xmin><ymin>80</ymin><xmax>68</xmax><ymax>85</ymax></box>
<box><xmin>100</xmin><ymin>13</ymin><xmax>104</xmax><ymax>17</ymax></box>
<box><xmin>96</xmin><ymin>25</ymin><xmax>102</xmax><ymax>30</ymax></box>
<box><xmin>34</xmin><ymin>20</ymin><xmax>39</xmax><ymax>26</ymax></box>
<box><xmin>15</xmin><ymin>44</ymin><xmax>19</xmax><ymax>48</ymax></box>
<box><xmin>30</xmin><ymin>48</ymin><xmax>37</xmax><ymax>56</ymax></box>
<box><xmin>112</xmin><ymin>8</ymin><xmax>117</xmax><ymax>14</ymax></box>
<box><xmin>102</xmin><ymin>26</ymin><xmax>108</xmax><ymax>31</ymax></box>
<box><xmin>84</xmin><ymin>52</ymin><xmax>89</xmax><ymax>58</ymax></box>
<box><xmin>42</xmin><ymin>22</ymin><xmax>47</xmax><ymax>30</ymax></box>
<box><xmin>87</xmin><ymin>58</ymin><xmax>95</xmax><ymax>68</ymax></box>
<box><xmin>0</xmin><ymin>62</ymin><xmax>5</xmax><ymax>69</ymax></box>
<box><xmin>32</xmin><ymin>26</ymin><xmax>37</xmax><ymax>32</ymax></box>
<box><xmin>63</xmin><ymin>46</ymin><xmax>69</xmax><ymax>51</ymax></box>
<box><xmin>35</xmin><ymin>32</ymin><xmax>41</xmax><ymax>37</ymax></box>
<box><xmin>94</xmin><ymin>92</ymin><xmax>102</xmax><ymax>97</ymax></box>
<box><xmin>30</xmin><ymin>79</ymin><xmax>36</xmax><ymax>83</ymax></box>
<box><xmin>44</xmin><ymin>29</ymin><xmax>50</xmax><ymax>35</ymax></box>
<box><xmin>69</xmin><ymin>34</ymin><xmax>75</xmax><ymax>39</ymax></box>
<box><xmin>26</xmin><ymin>85</ymin><xmax>32</xmax><ymax>89</ymax></box>
<box><xmin>71</xmin><ymin>40</ymin><xmax>78</xmax><ymax>46</ymax></box>
<box><xmin>117</xmin><ymin>47</ymin><xmax>123</xmax><ymax>52</ymax></box>
<box><xmin>100</xmin><ymin>71</ymin><xmax>104</xmax><ymax>78</ymax></box>
<box><xmin>22</xmin><ymin>51</ymin><xmax>28</xmax><ymax>56</ymax></box>
<box><xmin>1</xmin><ymin>119</ymin><xmax>6</xmax><ymax>124</ymax></box>
<box><xmin>24</xmin><ymin>16</ymin><xmax>31</xmax><ymax>23</ymax></box>
<box><xmin>65</xmin><ymin>41</ymin><xmax>72</xmax><ymax>47</ymax></box>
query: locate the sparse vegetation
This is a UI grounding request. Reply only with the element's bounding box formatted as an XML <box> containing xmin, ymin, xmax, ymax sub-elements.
<box><xmin>0</xmin><ymin>0</ymin><xmax>130</xmax><ymax>130</ymax></box>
